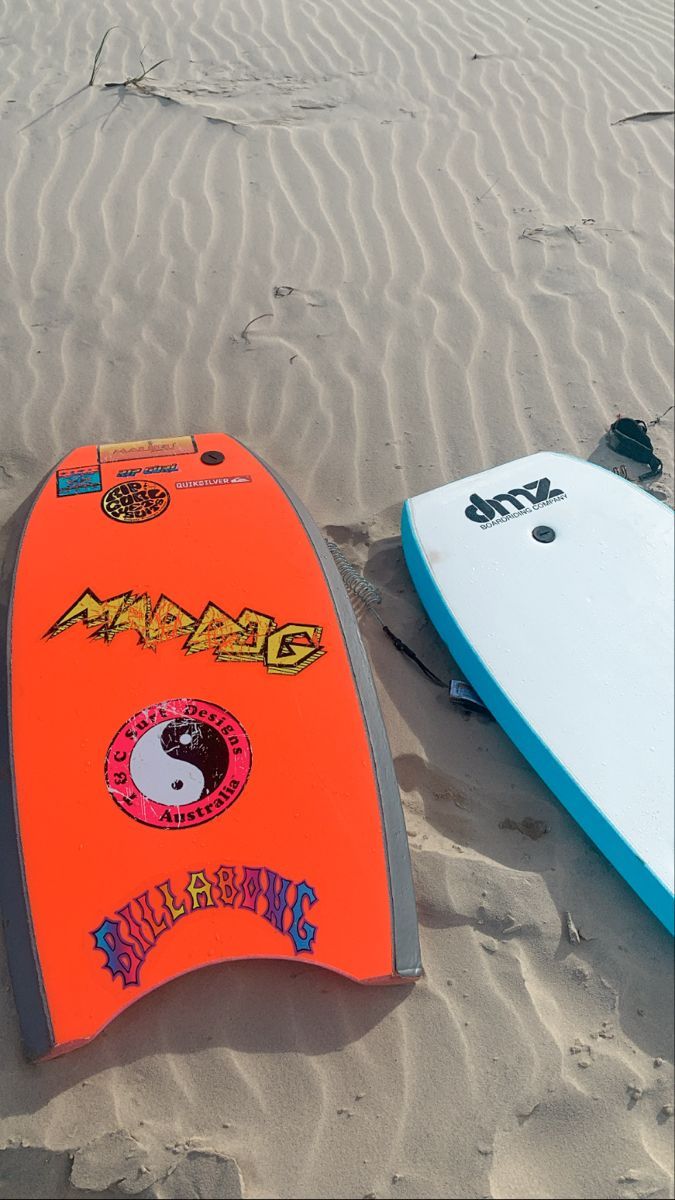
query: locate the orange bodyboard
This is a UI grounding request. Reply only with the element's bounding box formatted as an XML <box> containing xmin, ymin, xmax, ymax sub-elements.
<box><xmin>3</xmin><ymin>435</ymin><xmax>420</xmax><ymax>1059</ymax></box>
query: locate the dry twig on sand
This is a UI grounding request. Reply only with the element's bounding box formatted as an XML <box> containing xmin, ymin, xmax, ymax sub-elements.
<box><xmin>239</xmin><ymin>313</ymin><xmax>273</xmax><ymax>346</ymax></box>
<box><xmin>475</xmin><ymin>179</ymin><xmax>498</xmax><ymax>204</ymax></box>
<box><xmin>648</xmin><ymin>404</ymin><xmax>674</xmax><ymax>426</ymax></box>
<box><xmin>104</xmin><ymin>54</ymin><xmax>169</xmax><ymax>92</ymax></box>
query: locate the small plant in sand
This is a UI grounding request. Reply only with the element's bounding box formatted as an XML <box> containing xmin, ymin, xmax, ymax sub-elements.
<box><xmin>88</xmin><ymin>27</ymin><xmax>168</xmax><ymax>93</ymax></box>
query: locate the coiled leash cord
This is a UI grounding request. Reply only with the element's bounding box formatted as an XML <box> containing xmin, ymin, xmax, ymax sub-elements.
<box><xmin>326</xmin><ymin>539</ymin><xmax>490</xmax><ymax>716</ymax></box>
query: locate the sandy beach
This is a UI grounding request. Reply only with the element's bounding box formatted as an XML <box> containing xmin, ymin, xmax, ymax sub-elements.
<box><xmin>1</xmin><ymin>0</ymin><xmax>673</xmax><ymax>1196</ymax></box>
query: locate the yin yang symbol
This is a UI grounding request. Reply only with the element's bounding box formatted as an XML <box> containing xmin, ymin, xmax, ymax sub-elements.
<box><xmin>105</xmin><ymin>699</ymin><xmax>252</xmax><ymax>830</ymax></box>
<box><xmin>129</xmin><ymin>719</ymin><xmax>229</xmax><ymax>807</ymax></box>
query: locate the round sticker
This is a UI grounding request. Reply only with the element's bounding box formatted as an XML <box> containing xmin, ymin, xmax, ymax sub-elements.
<box><xmin>102</xmin><ymin>480</ymin><xmax>170</xmax><ymax>523</ymax></box>
<box><xmin>105</xmin><ymin>698</ymin><xmax>252</xmax><ymax>829</ymax></box>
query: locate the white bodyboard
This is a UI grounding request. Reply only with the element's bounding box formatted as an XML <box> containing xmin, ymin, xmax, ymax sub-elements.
<box><xmin>402</xmin><ymin>452</ymin><xmax>674</xmax><ymax>934</ymax></box>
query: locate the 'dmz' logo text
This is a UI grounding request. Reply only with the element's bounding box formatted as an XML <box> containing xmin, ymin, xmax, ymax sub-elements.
<box><xmin>465</xmin><ymin>478</ymin><xmax>565</xmax><ymax>526</ymax></box>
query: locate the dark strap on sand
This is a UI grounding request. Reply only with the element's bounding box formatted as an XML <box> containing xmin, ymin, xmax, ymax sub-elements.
<box><xmin>608</xmin><ymin>417</ymin><xmax>663</xmax><ymax>480</ymax></box>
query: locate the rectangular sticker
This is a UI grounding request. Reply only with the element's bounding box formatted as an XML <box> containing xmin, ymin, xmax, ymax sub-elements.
<box><xmin>175</xmin><ymin>475</ymin><xmax>251</xmax><ymax>490</ymax></box>
<box><xmin>99</xmin><ymin>436</ymin><xmax>197</xmax><ymax>464</ymax></box>
<box><xmin>56</xmin><ymin>465</ymin><xmax>102</xmax><ymax>497</ymax></box>
<box><xmin>116</xmin><ymin>464</ymin><xmax>179</xmax><ymax>477</ymax></box>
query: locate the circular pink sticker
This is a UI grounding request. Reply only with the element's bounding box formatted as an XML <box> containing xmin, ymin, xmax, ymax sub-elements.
<box><xmin>105</xmin><ymin>698</ymin><xmax>252</xmax><ymax>830</ymax></box>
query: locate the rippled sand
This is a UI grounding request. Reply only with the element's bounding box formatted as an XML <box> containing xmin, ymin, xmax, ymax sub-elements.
<box><xmin>1</xmin><ymin>0</ymin><xmax>673</xmax><ymax>1196</ymax></box>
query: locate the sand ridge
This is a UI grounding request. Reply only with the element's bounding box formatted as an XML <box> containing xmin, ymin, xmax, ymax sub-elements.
<box><xmin>0</xmin><ymin>0</ymin><xmax>673</xmax><ymax>1196</ymax></box>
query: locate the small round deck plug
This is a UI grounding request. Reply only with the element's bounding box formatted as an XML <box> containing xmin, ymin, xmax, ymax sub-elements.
<box><xmin>200</xmin><ymin>450</ymin><xmax>225</xmax><ymax>465</ymax></box>
<box><xmin>532</xmin><ymin>525</ymin><xmax>556</xmax><ymax>543</ymax></box>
